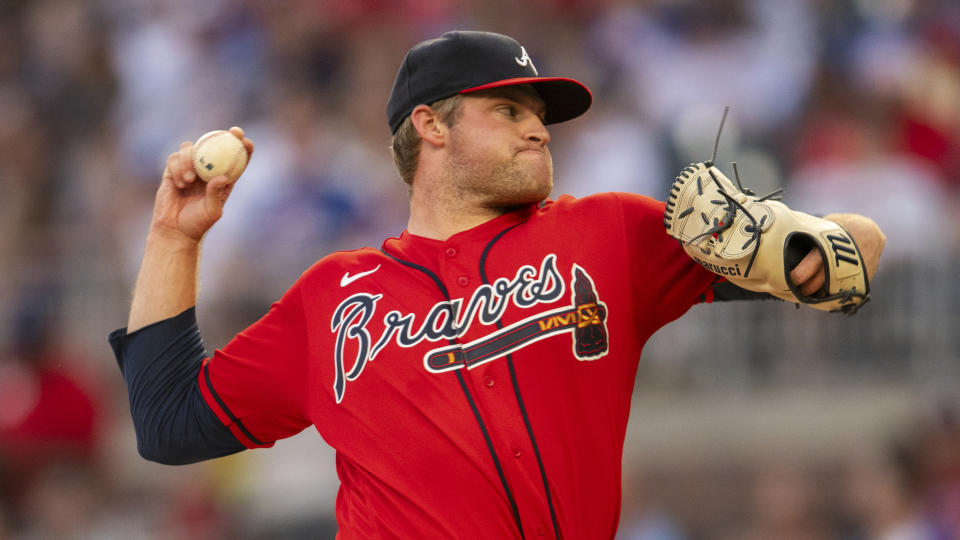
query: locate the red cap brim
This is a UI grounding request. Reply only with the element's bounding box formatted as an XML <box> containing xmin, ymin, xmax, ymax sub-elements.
<box><xmin>460</xmin><ymin>77</ymin><xmax>593</xmax><ymax>125</ymax></box>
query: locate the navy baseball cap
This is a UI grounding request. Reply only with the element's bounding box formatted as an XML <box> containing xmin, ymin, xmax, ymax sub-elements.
<box><xmin>386</xmin><ymin>31</ymin><xmax>593</xmax><ymax>134</ymax></box>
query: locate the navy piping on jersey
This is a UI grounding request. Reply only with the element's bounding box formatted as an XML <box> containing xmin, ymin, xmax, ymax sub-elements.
<box><xmin>202</xmin><ymin>361</ymin><xmax>265</xmax><ymax>446</ymax></box>
<box><xmin>380</xmin><ymin>248</ymin><xmax>526</xmax><ymax>539</ymax></box>
<box><xmin>480</xmin><ymin>223</ymin><xmax>563</xmax><ymax>540</ymax></box>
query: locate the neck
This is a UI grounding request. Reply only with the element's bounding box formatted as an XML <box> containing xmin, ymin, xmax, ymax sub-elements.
<box><xmin>407</xmin><ymin>180</ymin><xmax>510</xmax><ymax>240</ymax></box>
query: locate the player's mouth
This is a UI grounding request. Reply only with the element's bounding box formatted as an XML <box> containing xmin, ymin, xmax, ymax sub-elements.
<box><xmin>516</xmin><ymin>146</ymin><xmax>547</xmax><ymax>156</ymax></box>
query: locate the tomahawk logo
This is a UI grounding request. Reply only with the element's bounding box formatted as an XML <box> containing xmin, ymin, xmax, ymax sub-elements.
<box><xmin>515</xmin><ymin>46</ymin><xmax>538</xmax><ymax>75</ymax></box>
<box><xmin>329</xmin><ymin>255</ymin><xmax>608</xmax><ymax>402</ymax></box>
<box><xmin>425</xmin><ymin>265</ymin><xmax>607</xmax><ymax>373</ymax></box>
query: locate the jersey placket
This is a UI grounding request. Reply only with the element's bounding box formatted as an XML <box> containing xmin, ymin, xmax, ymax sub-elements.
<box><xmin>438</xmin><ymin>238</ymin><xmax>559</xmax><ymax>539</ymax></box>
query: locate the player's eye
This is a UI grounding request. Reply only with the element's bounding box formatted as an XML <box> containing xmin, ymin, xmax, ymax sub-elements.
<box><xmin>498</xmin><ymin>105</ymin><xmax>517</xmax><ymax>117</ymax></box>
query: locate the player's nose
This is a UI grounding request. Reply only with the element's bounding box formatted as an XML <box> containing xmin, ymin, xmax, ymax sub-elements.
<box><xmin>524</xmin><ymin>116</ymin><xmax>550</xmax><ymax>147</ymax></box>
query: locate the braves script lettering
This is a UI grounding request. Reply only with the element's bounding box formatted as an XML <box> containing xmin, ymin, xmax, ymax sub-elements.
<box><xmin>330</xmin><ymin>254</ymin><xmax>573</xmax><ymax>402</ymax></box>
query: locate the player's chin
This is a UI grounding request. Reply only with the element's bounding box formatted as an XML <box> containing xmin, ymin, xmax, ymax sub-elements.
<box><xmin>516</xmin><ymin>178</ymin><xmax>553</xmax><ymax>205</ymax></box>
<box><xmin>497</xmin><ymin>162</ymin><xmax>552</xmax><ymax>204</ymax></box>
<box><xmin>490</xmin><ymin>178</ymin><xmax>551</xmax><ymax>209</ymax></box>
<box><xmin>518</xmin><ymin>155</ymin><xmax>552</xmax><ymax>182</ymax></box>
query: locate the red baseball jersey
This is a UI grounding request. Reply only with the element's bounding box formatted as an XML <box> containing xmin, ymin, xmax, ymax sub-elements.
<box><xmin>197</xmin><ymin>192</ymin><xmax>714</xmax><ymax>539</ymax></box>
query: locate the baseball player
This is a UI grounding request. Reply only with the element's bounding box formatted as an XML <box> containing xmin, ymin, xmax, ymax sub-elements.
<box><xmin>109</xmin><ymin>31</ymin><xmax>885</xmax><ymax>538</ymax></box>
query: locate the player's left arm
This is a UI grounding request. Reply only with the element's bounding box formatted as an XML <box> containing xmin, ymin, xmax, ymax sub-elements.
<box><xmin>788</xmin><ymin>213</ymin><xmax>885</xmax><ymax>296</ymax></box>
<box><xmin>665</xmin><ymin>162</ymin><xmax>883</xmax><ymax>313</ymax></box>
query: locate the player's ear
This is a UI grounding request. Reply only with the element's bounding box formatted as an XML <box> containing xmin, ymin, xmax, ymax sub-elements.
<box><xmin>411</xmin><ymin>105</ymin><xmax>445</xmax><ymax>147</ymax></box>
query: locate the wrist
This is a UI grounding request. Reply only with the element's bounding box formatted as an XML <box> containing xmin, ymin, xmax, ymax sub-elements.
<box><xmin>146</xmin><ymin>224</ymin><xmax>202</xmax><ymax>252</ymax></box>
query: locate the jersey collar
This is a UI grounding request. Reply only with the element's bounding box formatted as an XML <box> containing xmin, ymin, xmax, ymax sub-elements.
<box><xmin>383</xmin><ymin>202</ymin><xmax>541</xmax><ymax>265</ymax></box>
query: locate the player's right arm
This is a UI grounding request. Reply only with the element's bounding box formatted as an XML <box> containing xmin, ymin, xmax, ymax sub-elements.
<box><xmin>109</xmin><ymin>128</ymin><xmax>255</xmax><ymax>464</ymax></box>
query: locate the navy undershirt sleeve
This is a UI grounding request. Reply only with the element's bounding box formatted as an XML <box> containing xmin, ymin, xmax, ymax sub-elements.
<box><xmin>108</xmin><ymin>307</ymin><xmax>245</xmax><ymax>465</ymax></box>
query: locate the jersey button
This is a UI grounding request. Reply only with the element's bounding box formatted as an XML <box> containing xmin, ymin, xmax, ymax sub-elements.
<box><xmin>457</xmin><ymin>276</ymin><xmax>469</xmax><ymax>287</ymax></box>
<box><xmin>511</xmin><ymin>444</ymin><xmax>522</xmax><ymax>458</ymax></box>
<box><xmin>484</xmin><ymin>376</ymin><xmax>495</xmax><ymax>388</ymax></box>
<box><xmin>536</xmin><ymin>523</ymin><xmax>546</xmax><ymax>536</ymax></box>
<box><xmin>445</xmin><ymin>247</ymin><xmax>457</xmax><ymax>258</ymax></box>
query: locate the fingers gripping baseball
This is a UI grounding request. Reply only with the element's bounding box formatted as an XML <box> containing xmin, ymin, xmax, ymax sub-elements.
<box><xmin>176</xmin><ymin>175</ymin><xmax>233</xmax><ymax>239</ymax></box>
<box><xmin>154</xmin><ymin>128</ymin><xmax>253</xmax><ymax>242</ymax></box>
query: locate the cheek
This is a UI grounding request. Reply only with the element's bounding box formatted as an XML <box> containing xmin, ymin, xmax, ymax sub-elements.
<box><xmin>449</xmin><ymin>128</ymin><xmax>496</xmax><ymax>161</ymax></box>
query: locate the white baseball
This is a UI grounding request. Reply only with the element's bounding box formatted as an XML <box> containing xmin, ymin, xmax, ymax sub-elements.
<box><xmin>192</xmin><ymin>130</ymin><xmax>249</xmax><ymax>182</ymax></box>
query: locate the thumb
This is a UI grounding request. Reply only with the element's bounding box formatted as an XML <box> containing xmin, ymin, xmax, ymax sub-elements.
<box><xmin>204</xmin><ymin>175</ymin><xmax>234</xmax><ymax>221</ymax></box>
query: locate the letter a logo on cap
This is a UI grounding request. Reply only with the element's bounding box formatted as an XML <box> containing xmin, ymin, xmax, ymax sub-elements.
<box><xmin>515</xmin><ymin>46</ymin><xmax>538</xmax><ymax>75</ymax></box>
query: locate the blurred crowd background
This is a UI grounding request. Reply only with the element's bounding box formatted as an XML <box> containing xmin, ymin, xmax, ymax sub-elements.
<box><xmin>1</xmin><ymin>0</ymin><xmax>959</xmax><ymax>538</ymax></box>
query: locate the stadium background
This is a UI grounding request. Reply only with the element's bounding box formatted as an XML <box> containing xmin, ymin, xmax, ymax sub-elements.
<box><xmin>1</xmin><ymin>0</ymin><xmax>959</xmax><ymax>538</ymax></box>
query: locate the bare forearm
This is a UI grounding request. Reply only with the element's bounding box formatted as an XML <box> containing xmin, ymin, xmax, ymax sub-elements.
<box><xmin>127</xmin><ymin>228</ymin><xmax>202</xmax><ymax>332</ymax></box>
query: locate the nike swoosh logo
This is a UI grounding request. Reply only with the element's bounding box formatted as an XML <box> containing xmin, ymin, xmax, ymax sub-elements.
<box><xmin>340</xmin><ymin>265</ymin><xmax>381</xmax><ymax>287</ymax></box>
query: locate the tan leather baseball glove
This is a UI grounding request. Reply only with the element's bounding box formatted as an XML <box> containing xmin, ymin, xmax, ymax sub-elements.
<box><xmin>664</xmin><ymin>162</ymin><xmax>870</xmax><ymax>314</ymax></box>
